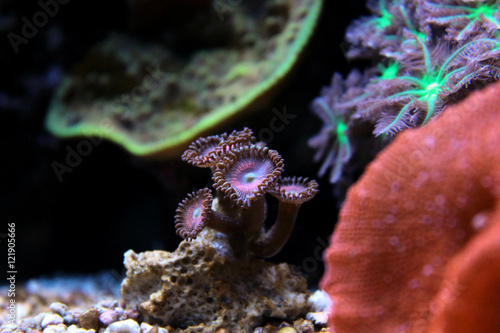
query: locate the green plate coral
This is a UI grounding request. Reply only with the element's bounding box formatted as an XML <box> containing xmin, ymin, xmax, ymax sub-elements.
<box><xmin>45</xmin><ymin>0</ymin><xmax>323</xmax><ymax>159</ymax></box>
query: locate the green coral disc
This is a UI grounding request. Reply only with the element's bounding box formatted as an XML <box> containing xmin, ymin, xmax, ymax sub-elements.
<box><xmin>45</xmin><ymin>0</ymin><xmax>323</xmax><ymax>159</ymax></box>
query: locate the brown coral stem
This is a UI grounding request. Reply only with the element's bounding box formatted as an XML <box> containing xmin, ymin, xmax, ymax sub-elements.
<box><xmin>241</xmin><ymin>197</ymin><xmax>267</xmax><ymax>239</ymax></box>
<box><xmin>216</xmin><ymin>197</ymin><xmax>267</xmax><ymax>259</ymax></box>
<box><xmin>206</xmin><ymin>210</ymin><xmax>240</xmax><ymax>236</ymax></box>
<box><xmin>249</xmin><ymin>202</ymin><xmax>299</xmax><ymax>258</ymax></box>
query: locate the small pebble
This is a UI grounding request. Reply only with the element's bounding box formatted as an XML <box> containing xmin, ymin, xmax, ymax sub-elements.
<box><xmin>278</xmin><ymin>328</ymin><xmax>298</xmax><ymax>333</ymax></box>
<box><xmin>141</xmin><ymin>323</ymin><xmax>174</xmax><ymax>333</ymax></box>
<box><xmin>20</xmin><ymin>312</ymin><xmax>47</xmax><ymax>331</ymax></box>
<box><xmin>42</xmin><ymin>323</ymin><xmax>66</xmax><ymax>333</ymax></box>
<box><xmin>139</xmin><ymin>323</ymin><xmax>153</xmax><ymax>333</ymax></box>
<box><xmin>63</xmin><ymin>313</ymin><xmax>79</xmax><ymax>326</ymax></box>
<box><xmin>113</xmin><ymin>308</ymin><xmax>124</xmax><ymax>317</ymax></box>
<box><xmin>41</xmin><ymin>314</ymin><xmax>64</xmax><ymax>328</ymax></box>
<box><xmin>305</xmin><ymin>311</ymin><xmax>328</xmax><ymax>325</ymax></box>
<box><xmin>104</xmin><ymin>319</ymin><xmax>140</xmax><ymax>333</ymax></box>
<box><xmin>67</xmin><ymin>325</ymin><xmax>80</xmax><ymax>333</ymax></box>
<box><xmin>49</xmin><ymin>303</ymin><xmax>69</xmax><ymax>316</ymax></box>
<box><xmin>98</xmin><ymin>300</ymin><xmax>113</xmax><ymax>309</ymax></box>
<box><xmin>99</xmin><ymin>310</ymin><xmax>120</xmax><ymax>326</ymax></box>
<box><xmin>67</xmin><ymin>324</ymin><xmax>91</xmax><ymax>333</ymax></box>
<box><xmin>1</xmin><ymin>324</ymin><xmax>17</xmax><ymax>331</ymax></box>
<box><xmin>122</xmin><ymin>310</ymin><xmax>139</xmax><ymax>321</ymax></box>
<box><xmin>79</xmin><ymin>308</ymin><xmax>100</xmax><ymax>331</ymax></box>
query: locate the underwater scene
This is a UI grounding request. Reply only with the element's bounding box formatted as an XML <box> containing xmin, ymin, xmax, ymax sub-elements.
<box><xmin>2</xmin><ymin>0</ymin><xmax>500</xmax><ymax>332</ymax></box>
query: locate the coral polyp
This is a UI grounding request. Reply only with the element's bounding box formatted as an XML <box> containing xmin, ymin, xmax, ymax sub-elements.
<box><xmin>174</xmin><ymin>188</ymin><xmax>213</xmax><ymax>241</ymax></box>
<box><xmin>213</xmin><ymin>145</ymin><xmax>284</xmax><ymax>208</ymax></box>
<box><xmin>175</xmin><ymin>128</ymin><xmax>317</xmax><ymax>259</ymax></box>
<box><xmin>423</xmin><ymin>0</ymin><xmax>500</xmax><ymax>41</ymax></box>
<box><xmin>181</xmin><ymin>134</ymin><xmax>226</xmax><ymax>168</ymax></box>
<box><xmin>270</xmin><ymin>176</ymin><xmax>319</xmax><ymax>204</ymax></box>
<box><xmin>309</xmin><ymin>0</ymin><xmax>500</xmax><ymax>190</ymax></box>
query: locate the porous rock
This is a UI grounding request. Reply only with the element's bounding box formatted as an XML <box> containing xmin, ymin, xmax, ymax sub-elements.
<box><xmin>121</xmin><ymin>230</ymin><xmax>310</xmax><ymax>332</ymax></box>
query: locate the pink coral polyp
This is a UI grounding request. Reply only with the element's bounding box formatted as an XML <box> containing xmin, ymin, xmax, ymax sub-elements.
<box><xmin>270</xmin><ymin>176</ymin><xmax>319</xmax><ymax>204</ymax></box>
<box><xmin>213</xmin><ymin>146</ymin><xmax>284</xmax><ymax>208</ymax></box>
<box><xmin>181</xmin><ymin>134</ymin><xmax>226</xmax><ymax>168</ymax></box>
<box><xmin>229</xmin><ymin>159</ymin><xmax>276</xmax><ymax>200</ymax></box>
<box><xmin>175</xmin><ymin>188</ymin><xmax>213</xmax><ymax>240</ymax></box>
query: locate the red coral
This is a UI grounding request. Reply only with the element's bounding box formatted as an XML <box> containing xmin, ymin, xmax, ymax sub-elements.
<box><xmin>320</xmin><ymin>81</ymin><xmax>500</xmax><ymax>333</ymax></box>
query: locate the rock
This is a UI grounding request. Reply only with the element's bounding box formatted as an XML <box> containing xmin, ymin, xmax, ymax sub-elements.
<box><xmin>99</xmin><ymin>310</ymin><xmax>120</xmax><ymax>326</ymax></box>
<box><xmin>104</xmin><ymin>319</ymin><xmax>140</xmax><ymax>333</ymax></box>
<box><xmin>121</xmin><ymin>229</ymin><xmax>310</xmax><ymax>332</ymax></box>
<box><xmin>19</xmin><ymin>312</ymin><xmax>48</xmax><ymax>331</ymax></box>
<box><xmin>49</xmin><ymin>303</ymin><xmax>69</xmax><ymax>316</ymax></box>
<box><xmin>305</xmin><ymin>289</ymin><xmax>331</xmax><ymax>325</ymax></box>
<box><xmin>139</xmin><ymin>322</ymin><xmax>153</xmax><ymax>333</ymax></box>
<box><xmin>305</xmin><ymin>311</ymin><xmax>328</xmax><ymax>325</ymax></box>
<box><xmin>41</xmin><ymin>314</ymin><xmax>64</xmax><ymax>329</ymax></box>
<box><xmin>67</xmin><ymin>325</ymin><xmax>87</xmax><ymax>333</ymax></box>
<box><xmin>42</xmin><ymin>323</ymin><xmax>67</xmax><ymax>333</ymax></box>
<box><xmin>62</xmin><ymin>313</ymin><xmax>79</xmax><ymax>326</ymax></box>
<box><xmin>98</xmin><ymin>300</ymin><xmax>114</xmax><ymax>309</ymax></box>
<box><xmin>1</xmin><ymin>324</ymin><xmax>17</xmax><ymax>332</ymax></box>
<box><xmin>121</xmin><ymin>310</ymin><xmax>139</xmax><ymax>322</ymax></box>
<box><xmin>278</xmin><ymin>327</ymin><xmax>299</xmax><ymax>333</ymax></box>
<box><xmin>78</xmin><ymin>308</ymin><xmax>100</xmax><ymax>331</ymax></box>
<box><xmin>291</xmin><ymin>318</ymin><xmax>315</xmax><ymax>333</ymax></box>
<box><xmin>140</xmin><ymin>323</ymin><xmax>172</xmax><ymax>333</ymax></box>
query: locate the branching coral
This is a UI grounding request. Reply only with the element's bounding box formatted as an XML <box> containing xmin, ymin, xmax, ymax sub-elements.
<box><xmin>175</xmin><ymin>128</ymin><xmax>318</xmax><ymax>259</ymax></box>
<box><xmin>320</xmin><ymin>80</ymin><xmax>500</xmax><ymax>333</ymax></box>
<box><xmin>309</xmin><ymin>0</ymin><xmax>500</xmax><ymax>188</ymax></box>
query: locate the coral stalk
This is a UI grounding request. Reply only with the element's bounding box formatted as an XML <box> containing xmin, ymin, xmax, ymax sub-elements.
<box><xmin>249</xmin><ymin>201</ymin><xmax>301</xmax><ymax>258</ymax></box>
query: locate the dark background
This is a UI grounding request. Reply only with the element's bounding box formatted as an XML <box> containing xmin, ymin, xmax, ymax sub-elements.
<box><xmin>0</xmin><ymin>0</ymin><xmax>368</xmax><ymax>288</ymax></box>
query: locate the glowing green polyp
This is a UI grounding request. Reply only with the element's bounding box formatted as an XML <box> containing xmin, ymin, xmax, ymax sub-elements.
<box><xmin>375</xmin><ymin>13</ymin><xmax>392</xmax><ymax>29</ymax></box>
<box><xmin>45</xmin><ymin>0</ymin><xmax>323</xmax><ymax>159</ymax></box>
<box><xmin>422</xmin><ymin>82</ymin><xmax>441</xmax><ymax>100</ymax></box>
<box><xmin>378</xmin><ymin>61</ymin><xmax>399</xmax><ymax>80</ymax></box>
<box><xmin>374</xmin><ymin>0</ymin><xmax>393</xmax><ymax>29</ymax></box>
<box><xmin>336</xmin><ymin>121</ymin><xmax>348</xmax><ymax>145</ymax></box>
<box><xmin>467</xmin><ymin>3</ymin><xmax>498</xmax><ymax>24</ymax></box>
